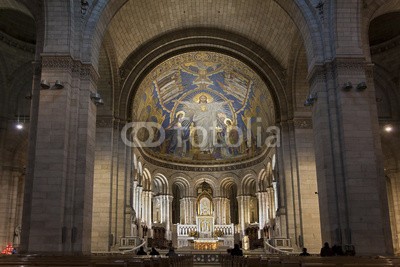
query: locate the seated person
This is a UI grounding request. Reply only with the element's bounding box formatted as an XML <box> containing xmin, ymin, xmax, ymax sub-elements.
<box><xmin>299</xmin><ymin>247</ymin><xmax>310</xmax><ymax>256</ymax></box>
<box><xmin>320</xmin><ymin>242</ymin><xmax>333</xmax><ymax>257</ymax></box>
<box><xmin>136</xmin><ymin>246</ymin><xmax>147</xmax><ymax>255</ymax></box>
<box><xmin>149</xmin><ymin>247</ymin><xmax>160</xmax><ymax>256</ymax></box>
<box><xmin>166</xmin><ymin>247</ymin><xmax>177</xmax><ymax>257</ymax></box>
<box><xmin>230</xmin><ymin>244</ymin><xmax>243</xmax><ymax>256</ymax></box>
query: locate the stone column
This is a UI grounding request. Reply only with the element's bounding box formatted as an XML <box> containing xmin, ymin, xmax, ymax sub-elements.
<box><xmin>257</xmin><ymin>191</ymin><xmax>268</xmax><ymax>236</ymax></box>
<box><xmin>21</xmin><ymin>56</ymin><xmax>98</xmax><ymax>253</ymax></box>
<box><xmin>163</xmin><ymin>195</ymin><xmax>173</xmax><ymax>240</ymax></box>
<box><xmin>237</xmin><ymin>195</ymin><xmax>252</xmax><ymax>235</ymax></box>
<box><xmin>213</xmin><ymin>197</ymin><xmax>222</xmax><ymax>225</ymax></box>
<box><xmin>387</xmin><ymin>172</ymin><xmax>400</xmax><ymax>254</ymax></box>
<box><xmin>179</xmin><ymin>197</ymin><xmax>196</xmax><ymax>224</ymax></box>
<box><xmin>309</xmin><ymin>59</ymin><xmax>392</xmax><ymax>254</ymax></box>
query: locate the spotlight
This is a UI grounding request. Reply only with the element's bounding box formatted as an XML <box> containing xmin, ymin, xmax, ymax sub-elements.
<box><xmin>356</xmin><ymin>82</ymin><xmax>367</xmax><ymax>91</ymax></box>
<box><xmin>304</xmin><ymin>93</ymin><xmax>317</xmax><ymax>107</ymax></box>
<box><xmin>16</xmin><ymin>122</ymin><xmax>24</xmax><ymax>130</ymax></box>
<box><xmin>40</xmin><ymin>80</ymin><xmax>50</xmax><ymax>89</ymax></box>
<box><xmin>342</xmin><ymin>82</ymin><xmax>353</xmax><ymax>91</ymax></box>
<box><xmin>53</xmin><ymin>80</ymin><xmax>64</xmax><ymax>89</ymax></box>
<box><xmin>90</xmin><ymin>92</ymin><xmax>104</xmax><ymax>106</ymax></box>
<box><xmin>90</xmin><ymin>92</ymin><xmax>101</xmax><ymax>101</ymax></box>
<box><xmin>384</xmin><ymin>125</ymin><xmax>393</xmax><ymax>133</ymax></box>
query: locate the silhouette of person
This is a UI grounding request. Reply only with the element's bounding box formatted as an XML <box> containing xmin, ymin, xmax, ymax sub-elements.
<box><xmin>320</xmin><ymin>242</ymin><xmax>333</xmax><ymax>257</ymax></box>
<box><xmin>149</xmin><ymin>247</ymin><xmax>160</xmax><ymax>256</ymax></box>
<box><xmin>332</xmin><ymin>244</ymin><xmax>344</xmax><ymax>256</ymax></box>
<box><xmin>166</xmin><ymin>247</ymin><xmax>177</xmax><ymax>257</ymax></box>
<box><xmin>230</xmin><ymin>244</ymin><xmax>243</xmax><ymax>256</ymax></box>
<box><xmin>136</xmin><ymin>246</ymin><xmax>147</xmax><ymax>255</ymax></box>
<box><xmin>299</xmin><ymin>247</ymin><xmax>310</xmax><ymax>256</ymax></box>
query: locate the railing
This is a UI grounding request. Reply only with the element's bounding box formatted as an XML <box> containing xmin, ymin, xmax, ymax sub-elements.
<box><xmin>214</xmin><ymin>224</ymin><xmax>234</xmax><ymax>236</ymax></box>
<box><xmin>177</xmin><ymin>224</ymin><xmax>197</xmax><ymax>236</ymax></box>
<box><xmin>265</xmin><ymin>239</ymin><xmax>294</xmax><ymax>255</ymax></box>
<box><xmin>121</xmin><ymin>238</ymin><xmax>146</xmax><ymax>254</ymax></box>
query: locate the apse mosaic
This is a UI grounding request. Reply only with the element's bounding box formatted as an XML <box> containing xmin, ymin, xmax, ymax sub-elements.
<box><xmin>132</xmin><ymin>51</ymin><xmax>275</xmax><ymax>162</ymax></box>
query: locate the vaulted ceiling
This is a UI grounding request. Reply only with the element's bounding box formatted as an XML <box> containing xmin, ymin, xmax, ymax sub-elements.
<box><xmin>106</xmin><ymin>0</ymin><xmax>297</xmax><ymax>69</ymax></box>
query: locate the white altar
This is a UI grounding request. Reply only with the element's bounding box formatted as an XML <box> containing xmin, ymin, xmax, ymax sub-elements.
<box><xmin>175</xmin><ymin>181</ymin><xmax>235</xmax><ymax>249</ymax></box>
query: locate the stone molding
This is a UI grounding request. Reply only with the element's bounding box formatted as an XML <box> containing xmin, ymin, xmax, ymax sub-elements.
<box><xmin>41</xmin><ymin>55</ymin><xmax>99</xmax><ymax>83</ymax></box>
<box><xmin>137</xmin><ymin>146</ymin><xmax>269</xmax><ymax>172</ymax></box>
<box><xmin>0</xmin><ymin>31</ymin><xmax>35</xmax><ymax>53</ymax></box>
<box><xmin>308</xmin><ymin>57</ymin><xmax>369</xmax><ymax>86</ymax></box>
<box><xmin>370</xmin><ymin>35</ymin><xmax>400</xmax><ymax>56</ymax></box>
<box><xmin>292</xmin><ymin>118</ymin><xmax>313</xmax><ymax>129</ymax></box>
<box><xmin>96</xmin><ymin>116</ymin><xmax>114</xmax><ymax>128</ymax></box>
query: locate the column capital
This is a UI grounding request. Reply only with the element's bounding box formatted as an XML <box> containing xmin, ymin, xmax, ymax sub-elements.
<box><xmin>41</xmin><ymin>54</ymin><xmax>99</xmax><ymax>84</ymax></box>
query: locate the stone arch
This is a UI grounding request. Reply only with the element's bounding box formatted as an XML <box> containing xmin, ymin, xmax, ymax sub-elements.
<box><xmin>362</xmin><ymin>0</ymin><xmax>400</xmax><ymax>60</ymax></box>
<box><xmin>240</xmin><ymin>173</ymin><xmax>257</xmax><ymax>195</ymax></box>
<box><xmin>192</xmin><ymin>174</ymin><xmax>218</xmax><ymax>196</ymax></box>
<box><xmin>373</xmin><ymin>65</ymin><xmax>400</xmax><ymax>120</ymax></box>
<box><xmin>116</xmin><ymin>28</ymin><xmax>287</xmax><ymax>123</ymax></box>
<box><xmin>169</xmin><ymin>174</ymin><xmax>191</xmax><ymax>198</ymax></box>
<box><xmin>220</xmin><ymin>177</ymin><xmax>238</xmax><ymax>198</ymax></box>
<box><xmin>142</xmin><ymin>168</ymin><xmax>152</xmax><ymax>191</ymax></box>
<box><xmin>82</xmin><ymin>0</ymin><xmax>323</xmax><ymax>71</ymax></box>
<box><xmin>152</xmin><ymin>173</ymin><xmax>168</xmax><ymax>195</ymax></box>
<box><xmin>273</xmin><ymin>0</ymin><xmax>324</xmax><ymax>66</ymax></box>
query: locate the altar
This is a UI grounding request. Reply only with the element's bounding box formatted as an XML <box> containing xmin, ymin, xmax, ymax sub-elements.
<box><xmin>193</xmin><ymin>239</ymin><xmax>219</xmax><ymax>250</ymax></box>
<box><xmin>175</xmin><ymin>181</ymin><xmax>235</xmax><ymax>249</ymax></box>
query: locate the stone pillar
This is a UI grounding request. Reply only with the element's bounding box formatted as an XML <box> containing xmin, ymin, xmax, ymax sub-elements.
<box><xmin>163</xmin><ymin>195</ymin><xmax>173</xmax><ymax>240</ymax></box>
<box><xmin>309</xmin><ymin>59</ymin><xmax>392</xmax><ymax>254</ymax></box>
<box><xmin>257</xmin><ymin>191</ymin><xmax>268</xmax><ymax>236</ymax></box>
<box><xmin>91</xmin><ymin>116</ymin><xmax>113</xmax><ymax>251</ymax></box>
<box><xmin>214</xmin><ymin>197</ymin><xmax>222</xmax><ymax>225</ymax></box>
<box><xmin>180</xmin><ymin>197</ymin><xmax>196</xmax><ymax>224</ymax></box>
<box><xmin>237</xmin><ymin>195</ymin><xmax>252</xmax><ymax>235</ymax></box>
<box><xmin>142</xmin><ymin>190</ymin><xmax>152</xmax><ymax>227</ymax></box>
<box><xmin>387</xmin><ymin>172</ymin><xmax>400</xmax><ymax>254</ymax></box>
<box><xmin>21</xmin><ymin>56</ymin><xmax>98</xmax><ymax>254</ymax></box>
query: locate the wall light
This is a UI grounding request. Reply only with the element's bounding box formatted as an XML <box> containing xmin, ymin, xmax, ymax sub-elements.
<box><xmin>53</xmin><ymin>80</ymin><xmax>64</xmax><ymax>89</ymax></box>
<box><xmin>304</xmin><ymin>93</ymin><xmax>318</xmax><ymax>107</ymax></box>
<box><xmin>356</xmin><ymin>82</ymin><xmax>367</xmax><ymax>91</ymax></box>
<box><xmin>90</xmin><ymin>92</ymin><xmax>104</xmax><ymax>106</ymax></box>
<box><xmin>40</xmin><ymin>80</ymin><xmax>50</xmax><ymax>89</ymax></box>
<box><xmin>342</xmin><ymin>82</ymin><xmax>353</xmax><ymax>91</ymax></box>
<box><xmin>384</xmin><ymin>125</ymin><xmax>393</xmax><ymax>133</ymax></box>
<box><xmin>40</xmin><ymin>80</ymin><xmax>64</xmax><ymax>90</ymax></box>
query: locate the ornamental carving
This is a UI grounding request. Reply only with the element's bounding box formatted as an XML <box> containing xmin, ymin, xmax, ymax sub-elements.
<box><xmin>96</xmin><ymin>116</ymin><xmax>114</xmax><ymax>128</ymax></box>
<box><xmin>41</xmin><ymin>56</ymin><xmax>99</xmax><ymax>83</ymax></box>
<box><xmin>293</xmin><ymin>118</ymin><xmax>313</xmax><ymax>129</ymax></box>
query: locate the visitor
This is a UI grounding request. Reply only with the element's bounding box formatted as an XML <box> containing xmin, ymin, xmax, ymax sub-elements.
<box><xmin>136</xmin><ymin>246</ymin><xmax>147</xmax><ymax>255</ymax></box>
<box><xmin>230</xmin><ymin>244</ymin><xmax>243</xmax><ymax>256</ymax></box>
<box><xmin>166</xmin><ymin>247</ymin><xmax>177</xmax><ymax>257</ymax></box>
<box><xmin>320</xmin><ymin>242</ymin><xmax>333</xmax><ymax>257</ymax></box>
<box><xmin>332</xmin><ymin>244</ymin><xmax>344</xmax><ymax>256</ymax></box>
<box><xmin>149</xmin><ymin>247</ymin><xmax>160</xmax><ymax>256</ymax></box>
<box><xmin>299</xmin><ymin>247</ymin><xmax>310</xmax><ymax>256</ymax></box>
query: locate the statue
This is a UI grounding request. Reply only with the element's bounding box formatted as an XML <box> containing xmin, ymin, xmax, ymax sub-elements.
<box><xmin>13</xmin><ymin>225</ymin><xmax>21</xmax><ymax>246</ymax></box>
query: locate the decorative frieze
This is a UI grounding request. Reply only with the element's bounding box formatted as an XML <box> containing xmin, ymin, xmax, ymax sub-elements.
<box><xmin>41</xmin><ymin>55</ymin><xmax>99</xmax><ymax>83</ymax></box>
<box><xmin>96</xmin><ymin>116</ymin><xmax>114</xmax><ymax>128</ymax></box>
<box><xmin>293</xmin><ymin>118</ymin><xmax>313</xmax><ymax>129</ymax></box>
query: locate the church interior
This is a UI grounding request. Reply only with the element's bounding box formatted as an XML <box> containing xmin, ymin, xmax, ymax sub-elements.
<box><xmin>1</xmin><ymin>0</ymin><xmax>400</xmax><ymax>266</ymax></box>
